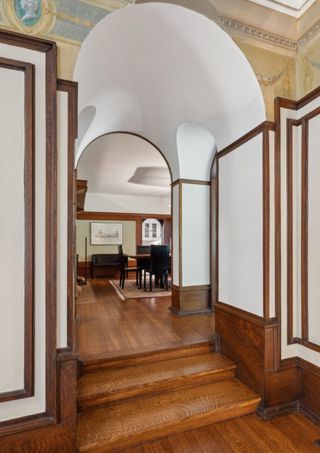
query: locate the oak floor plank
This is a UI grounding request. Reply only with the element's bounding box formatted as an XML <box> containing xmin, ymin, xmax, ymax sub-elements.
<box><xmin>120</xmin><ymin>413</ymin><xmax>320</xmax><ymax>453</ymax></box>
<box><xmin>77</xmin><ymin>280</ymin><xmax>215</xmax><ymax>359</ymax></box>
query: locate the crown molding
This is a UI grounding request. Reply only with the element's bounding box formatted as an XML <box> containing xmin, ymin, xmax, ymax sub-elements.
<box><xmin>216</xmin><ymin>15</ymin><xmax>320</xmax><ymax>54</ymax></box>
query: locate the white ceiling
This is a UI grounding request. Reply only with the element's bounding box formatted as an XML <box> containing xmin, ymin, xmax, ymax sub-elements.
<box><xmin>248</xmin><ymin>0</ymin><xmax>316</xmax><ymax>17</ymax></box>
<box><xmin>74</xmin><ymin>3</ymin><xmax>265</xmax><ymax>180</ymax></box>
<box><xmin>77</xmin><ymin>133</ymin><xmax>171</xmax><ymax>197</ymax></box>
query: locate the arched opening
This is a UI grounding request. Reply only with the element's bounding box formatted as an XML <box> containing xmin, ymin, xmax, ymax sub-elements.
<box><xmin>74</xmin><ymin>1</ymin><xmax>265</xmax><ymax>359</ymax></box>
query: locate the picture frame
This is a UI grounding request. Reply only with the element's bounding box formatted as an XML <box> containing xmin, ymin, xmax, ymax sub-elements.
<box><xmin>90</xmin><ymin>222</ymin><xmax>122</xmax><ymax>245</ymax></box>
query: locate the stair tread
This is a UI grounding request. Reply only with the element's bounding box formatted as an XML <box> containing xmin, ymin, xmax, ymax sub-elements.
<box><xmin>78</xmin><ymin>352</ymin><xmax>235</xmax><ymax>402</ymax></box>
<box><xmin>78</xmin><ymin>378</ymin><xmax>261</xmax><ymax>452</ymax></box>
<box><xmin>81</xmin><ymin>340</ymin><xmax>213</xmax><ymax>371</ymax></box>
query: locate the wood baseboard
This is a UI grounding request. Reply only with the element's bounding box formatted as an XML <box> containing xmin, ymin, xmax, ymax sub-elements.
<box><xmin>298</xmin><ymin>358</ymin><xmax>320</xmax><ymax>423</ymax></box>
<box><xmin>171</xmin><ymin>285</ymin><xmax>211</xmax><ymax>314</ymax></box>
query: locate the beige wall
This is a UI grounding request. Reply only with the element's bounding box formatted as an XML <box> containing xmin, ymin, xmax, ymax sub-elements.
<box><xmin>76</xmin><ymin>219</ymin><xmax>136</xmax><ymax>261</ymax></box>
<box><xmin>297</xmin><ymin>38</ymin><xmax>320</xmax><ymax>98</ymax></box>
<box><xmin>235</xmin><ymin>40</ymin><xmax>296</xmax><ymax>120</ymax></box>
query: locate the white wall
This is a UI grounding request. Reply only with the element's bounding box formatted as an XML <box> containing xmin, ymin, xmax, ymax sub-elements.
<box><xmin>177</xmin><ymin>123</ymin><xmax>216</xmax><ymax>180</ymax></box>
<box><xmin>74</xmin><ymin>3</ymin><xmax>266</xmax><ymax>179</ymax></box>
<box><xmin>172</xmin><ymin>184</ymin><xmax>180</xmax><ymax>286</ymax></box>
<box><xmin>219</xmin><ymin>134</ymin><xmax>264</xmax><ymax>317</ymax></box>
<box><xmin>0</xmin><ymin>44</ymin><xmax>46</xmax><ymax>422</ymax></box>
<box><xmin>57</xmin><ymin>91</ymin><xmax>69</xmax><ymax>350</ymax></box>
<box><xmin>85</xmin><ymin>192</ymin><xmax>170</xmax><ymax>215</ymax></box>
<box><xmin>307</xmin><ymin>115</ymin><xmax>320</xmax><ymax>346</ymax></box>
<box><xmin>182</xmin><ymin>184</ymin><xmax>210</xmax><ymax>286</ymax></box>
<box><xmin>0</xmin><ymin>66</ymin><xmax>25</xmax><ymax>393</ymax></box>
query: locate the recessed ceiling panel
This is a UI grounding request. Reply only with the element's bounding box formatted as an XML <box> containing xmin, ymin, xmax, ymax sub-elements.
<box><xmin>248</xmin><ymin>0</ymin><xmax>316</xmax><ymax>17</ymax></box>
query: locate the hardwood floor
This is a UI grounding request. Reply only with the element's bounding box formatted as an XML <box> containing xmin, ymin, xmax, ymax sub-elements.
<box><xmin>77</xmin><ymin>279</ymin><xmax>215</xmax><ymax>360</ymax></box>
<box><xmin>121</xmin><ymin>413</ymin><xmax>320</xmax><ymax>453</ymax></box>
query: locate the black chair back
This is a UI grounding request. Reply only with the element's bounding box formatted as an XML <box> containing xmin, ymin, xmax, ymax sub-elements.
<box><xmin>118</xmin><ymin>244</ymin><xmax>127</xmax><ymax>268</ymax></box>
<box><xmin>150</xmin><ymin>245</ymin><xmax>169</xmax><ymax>275</ymax></box>
<box><xmin>136</xmin><ymin>245</ymin><xmax>151</xmax><ymax>254</ymax></box>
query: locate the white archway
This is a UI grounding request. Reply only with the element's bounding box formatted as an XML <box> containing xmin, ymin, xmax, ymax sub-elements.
<box><xmin>74</xmin><ymin>2</ymin><xmax>266</xmax><ymax>179</ymax></box>
<box><xmin>74</xmin><ymin>1</ymin><xmax>266</xmax><ymax>312</ymax></box>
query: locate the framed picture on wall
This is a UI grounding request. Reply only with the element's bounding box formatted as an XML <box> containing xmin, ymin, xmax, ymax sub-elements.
<box><xmin>90</xmin><ymin>222</ymin><xmax>122</xmax><ymax>245</ymax></box>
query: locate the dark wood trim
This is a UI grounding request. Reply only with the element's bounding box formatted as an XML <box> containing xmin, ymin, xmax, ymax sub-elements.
<box><xmin>297</xmin><ymin>340</ymin><xmax>320</xmax><ymax>353</ymax></box>
<box><xmin>171</xmin><ymin>284</ymin><xmax>211</xmax><ymax>315</ymax></box>
<box><xmin>171</xmin><ymin>180</ymin><xmax>180</xmax><ymax>188</ymax></box>
<box><xmin>215</xmin><ymin>301</ymin><xmax>275</xmax><ymax>326</ymax></box>
<box><xmin>210</xmin><ymin>154</ymin><xmax>218</xmax><ymax>308</ymax></box>
<box><xmin>256</xmin><ymin>400</ymin><xmax>299</xmax><ymax>420</ymax></box>
<box><xmin>45</xmin><ymin>39</ymin><xmax>58</xmax><ymax>419</ymax></box>
<box><xmin>216</xmin><ymin>121</ymin><xmax>275</xmax><ymax>159</ymax></box>
<box><xmin>178</xmin><ymin>182</ymin><xmax>182</xmax><ymax>285</ymax></box>
<box><xmin>263</xmin><ymin>123</ymin><xmax>270</xmax><ymax>319</ymax></box>
<box><xmin>0</xmin><ymin>29</ymin><xmax>55</xmax><ymax>52</ymax></box>
<box><xmin>171</xmin><ymin>178</ymin><xmax>210</xmax><ymax>186</ymax></box>
<box><xmin>296</xmin><ymin>84</ymin><xmax>320</xmax><ymax>110</ymax></box>
<box><xmin>77</xmin><ymin>211</ymin><xmax>171</xmax><ymax>221</ymax></box>
<box><xmin>301</xmin><ymin>119</ymin><xmax>309</xmax><ymax>342</ymax></box>
<box><xmin>286</xmin><ymin>118</ymin><xmax>294</xmax><ymax>345</ymax></box>
<box><xmin>57</xmin><ymin>79</ymin><xmax>78</xmax><ymax>353</ymax></box>
<box><xmin>0</xmin><ymin>58</ymin><xmax>35</xmax><ymax>403</ymax></box>
<box><xmin>273</xmin><ymin>98</ymin><xmax>282</xmax><ymax>371</ymax></box>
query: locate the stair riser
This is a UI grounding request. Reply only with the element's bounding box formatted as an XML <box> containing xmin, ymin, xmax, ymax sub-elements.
<box><xmin>79</xmin><ymin>400</ymin><xmax>260</xmax><ymax>453</ymax></box>
<box><xmin>81</xmin><ymin>343</ymin><xmax>214</xmax><ymax>374</ymax></box>
<box><xmin>78</xmin><ymin>368</ymin><xmax>236</xmax><ymax>411</ymax></box>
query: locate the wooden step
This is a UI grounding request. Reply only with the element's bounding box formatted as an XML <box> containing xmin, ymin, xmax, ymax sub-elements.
<box><xmin>80</xmin><ymin>340</ymin><xmax>214</xmax><ymax>374</ymax></box>
<box><xmin>78</xmin><ymin>352</ymin><xmax>236</xmax><ymax>410</ymax></box>
<box><xmin>78</xmin><ymin>378</ymin><xmax>261</xmax><ymax>452</ymax></box>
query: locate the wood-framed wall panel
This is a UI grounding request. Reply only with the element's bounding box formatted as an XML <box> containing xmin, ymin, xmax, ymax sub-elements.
<box><xmin>285</xmin><ymin>101</ymin><xmax>320</xmax><ymax>353</ymax></box>
<box><xmin>0</xmin><ymin>57</ymin><xmax>35</xmax><ymax>403</ymax></box>
<box><xmin>57</xmin><ymin>79</ymin><xmax>78</xmax><ymax>354</ymax></box>
<box><xmin>213</xmin><ymin>121</ymin><xmax>275</xmax><ymax>321</ymax></box>
<box><xmin>275</xmin><ymin>87</ymin><xmax>320</xmax><ymax>357</ymax></box>
<box><xmin>0</xmin><ymin>30</ymin><xmax>59</xmax><ymax>435</ymax></box>
<box><xmin>171</xmin><ymin>178</ymin><xmax>211</xmax><ymax>314</ymax></box>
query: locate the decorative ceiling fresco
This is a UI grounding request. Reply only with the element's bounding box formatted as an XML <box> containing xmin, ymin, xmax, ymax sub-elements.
<box><xmin>0</xmin><ymin>0</ymin><xmax>132</xmax><ymax>45</ymax></box>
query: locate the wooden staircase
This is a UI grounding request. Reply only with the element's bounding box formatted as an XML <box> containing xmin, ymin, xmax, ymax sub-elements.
<box><xmin>77</xmin><ymin>341</ymin><xmax>261</xmax><ymax>452</ymax></box>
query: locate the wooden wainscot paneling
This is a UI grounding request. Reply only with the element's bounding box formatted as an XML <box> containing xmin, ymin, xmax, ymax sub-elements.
<box><xmin>215</xmin><ymin>302</ymin><xmax>299</xmax><ymax>418</ymax></box>
<box><xmin>171</xmin><ymin>285</ymin><xmax>211</xmax><ymax>315</ymax></box>
<box><xmin>299</xmin><ymin>358</ymin><xmax>320</xmax><ymax>424</ymax></box>
<box><xmin>0</xmin><ymin>354</ymin><xmax>78</xmax><ymax>453</ymax></box>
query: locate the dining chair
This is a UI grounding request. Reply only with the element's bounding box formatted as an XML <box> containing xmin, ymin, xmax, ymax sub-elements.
<box><xmin>136</xmin><ymin>245</ymin><xmax>151</xmax><ymax>288</ymax></box>
<box><xmin>144</xmin><ymin>244</ymin><xmax>170</xmax><ymax>291</ymax></box>
<box><xmin>118</xmin><ymin>245</ymin><xmax>139</xmax><ymax>289</ymax></box>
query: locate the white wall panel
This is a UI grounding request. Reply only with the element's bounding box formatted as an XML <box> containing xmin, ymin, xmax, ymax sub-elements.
<box><xmin>0</xmin><ymin>44</ymin><xmax>46</xmax><ymax>422</ymax></box>
<box><xmin>280</xmin><ymin>107</ymin><xmax>298</xmax><ymax>360</ymax></box>
<box><xmin>0</xmin><ymin>67</ymin><xmax>25</xmax><ymax>393</ymax></box>
<box><xmin>269</xmin><ymin>130</ymin><xmax>276</xmax><ymax>318</ymax></box>
<box><xmin>307</xmin><ymin>115</ymin><xmax>320</xmax><ymax>346</ymax></box>
<box><xmin>182</xmin><ymin>184</ymin><xmax>210</xmax><ymax>286</ymax></box>
<box><xmin>172</xmin><ymin>184</ymin><xmax>179</xmax><ymax>286</ymax></box>
<box><xmin>57</xmin><ymin>91</ymin><xmax>68</xmax><ymax>349</ymax></box>
<box><xmin>292</xmin><ymin>124</ymin><xmax>302</xmax><ymax>338</ymax></box>
<box><xmin>219</xmin><ymin>134</ymin><xmax>263</xmax><ymax>316</ymax></box>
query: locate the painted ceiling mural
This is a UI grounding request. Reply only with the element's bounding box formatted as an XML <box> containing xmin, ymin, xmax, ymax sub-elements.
<box><xmin>0</xmin><ymin>0</ymin><xmax>133</xmax><ymax>45</ymax></box>
<box><xmin>0</xmin><ymin>0</ymin><xmax>319</xmax><ymax>114</ymax></box>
